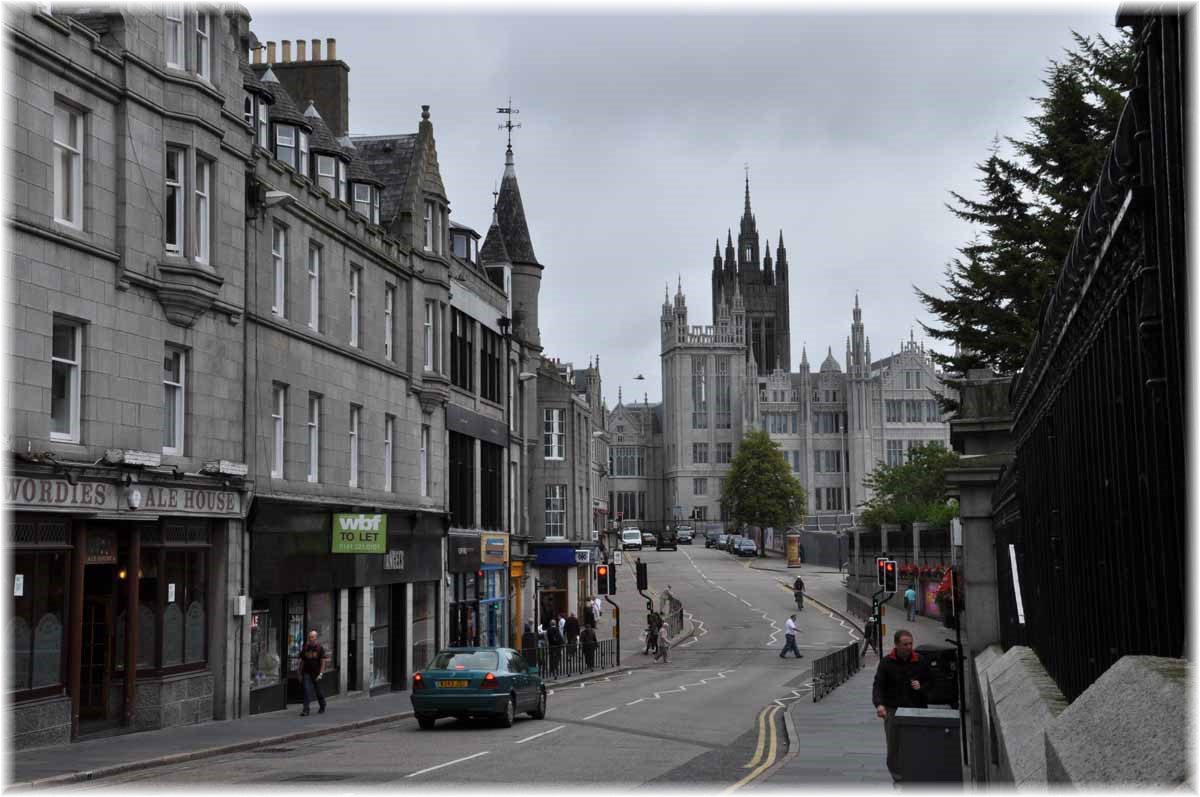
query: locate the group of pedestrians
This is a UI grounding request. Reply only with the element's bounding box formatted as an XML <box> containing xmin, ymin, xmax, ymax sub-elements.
<box><xmin>523</xmin><ymin>596</ymin><xmax>605</xmax><ymax>679</ymax></box>
<box><xmin>643</xmin><ymin>600</ymin><xmax>671</xmax><ymax>663</ymax></box>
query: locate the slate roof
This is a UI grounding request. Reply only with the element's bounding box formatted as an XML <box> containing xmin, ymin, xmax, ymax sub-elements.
<box><xmin>479</xmin><ymin>216</ymin><xmax>510</xmax><ymax>266</ymax></box>
<box><xmin>253</xmin><ymin>66</ymin><xmax>309</xmax><ymax>128</ymax></box>
<box><xmin>351</xmin><ymin>134</ymin><xmax>419</xmax><ymax>230</ymax></box>
<box><xmin>301</xmin><ymin>101</ymin><xmax>342</xmax><ymax>154</ymax></box>
<box><xmin>494</xmin><ymin>147</ymin><xmax>539</xmax><ymax>266</ymax></box>
<box><xmin>820</xmin><ymin>347</ymin><xmax>842</xmax><ymax>373</ymax></box>
<box><xmin>240</xmin><ymin>61</ymin><xmax>274</xmax><ymax>102</ymax></box>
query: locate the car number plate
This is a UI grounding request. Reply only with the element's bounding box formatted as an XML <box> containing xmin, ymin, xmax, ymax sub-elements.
<box><xmin>437</xmin><ymin>680</ymin><xmax>469</xmax><ymax>688</ymax></box>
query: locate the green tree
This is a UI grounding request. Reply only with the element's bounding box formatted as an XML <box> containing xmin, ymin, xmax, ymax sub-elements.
<box><xmin>916</xmin><ymin>31</ymin><xmax>1133</xmax><ymax>378</ymax></box>
<box><xmin>859</xmin><ymin>443</ymin><xmax>961</xmax><ymax>529</ymax></box>
<box><xmin>721</xmin><ymin>429</ymin><xmax>807</xmax><ymax>532</ymax></box>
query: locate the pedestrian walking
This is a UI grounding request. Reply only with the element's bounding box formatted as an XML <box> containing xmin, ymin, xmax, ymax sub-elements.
<box><xmin>904</xmin><ymin>585</ymin><xmax>918</xmax><ymax>622</ymax></box>
<box><xmin>565</xmin><ymin>612</ymin><xmax>580</xmax><ymax>645</ymax></box>
<box><xmin>583</xmin><ymin>601</ymin><xmax>596</xmax><ymax>629</ymax></box>
<box><xmin>592</xmin><ymin>595</ymin><xmax>603</xmax><ymax>620</ymax></box>
<box><xmin>580</xmin><ymin>625</ymin><xmax>598</xmax><ymax>671</ymax></box>
<box><xmin>792</xmin><ymin>575</ymin><xmax>805</xmax><ymax>611</ymax></box>
<box><xmin>297</xmin><ymin>629</ymin><xmax>327</xmax><ymax>716</ymax></box>
<box><xmin>546</xmin><ymin>621</ymin><xmax>565</xmax><ymax>679</ymax></box>
<box><xmin>660</xmin><ymin>584</ymin><xmax>673</xmax><ymax>613</ymax></box>
<box><xmin>779</xmin><ymin>614</ymin><xmax>803</xmax><ymax>659</ymax></box>
<box><xmin>644</xmin><ymin>606</ymin><xmax>662</xmax><ymax>655</ymax></box>
<box><xmin>653</xmin><ymin>623</ymin><xmax>670</xmax><ymax>664</ymax></box>
<box><xmin>872</xmin><ymin>629</ymin><xmax>930</xmax><ymax>783</ymax></box>
<box><xmin>557</xmin><ymin>612</ymin><xmax>566</xmax><ymax>638</ymax></box>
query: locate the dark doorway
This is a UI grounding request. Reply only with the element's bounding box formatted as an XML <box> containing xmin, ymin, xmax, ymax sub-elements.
<box><xmin>80</xmin><ymin>564</ymin><xmax>115</xmax><ymax>721</ymax></box>
<box><xmin>347</xmin><ymin>588</ymin><xmax>358</xmax><ymax>692</ymax></box>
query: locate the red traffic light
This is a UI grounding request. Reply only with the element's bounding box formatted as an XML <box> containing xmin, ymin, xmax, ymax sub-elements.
<box><xmin>885</xmin><ymin>562</ymin><xmax>895</xmax><ymax>573</ymax></box>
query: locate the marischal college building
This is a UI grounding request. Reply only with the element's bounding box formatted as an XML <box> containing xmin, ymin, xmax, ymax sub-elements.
<box><xmin>607</xmin><ymin>180</ymin><xmax>956</xmax><ymax>537</ymax></box>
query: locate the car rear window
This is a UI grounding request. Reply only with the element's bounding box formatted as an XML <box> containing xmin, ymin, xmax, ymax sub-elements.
<box><xmin>428</xmin><ymin>651</ymin><xmax>500</xmax><ymax>671</ymax></box>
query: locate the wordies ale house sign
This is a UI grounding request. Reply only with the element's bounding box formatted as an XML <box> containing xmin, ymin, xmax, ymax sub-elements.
<box><xmin>331</xmin><ymin>513</ymin><xmax>387</xmax><ymax>554</ymax></box>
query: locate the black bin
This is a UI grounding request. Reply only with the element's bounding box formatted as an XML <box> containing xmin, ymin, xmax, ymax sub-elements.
<box><xmin>916</xmin><ymin>644</ymin><xmax>958</xmax><ymax>708</ymax></box>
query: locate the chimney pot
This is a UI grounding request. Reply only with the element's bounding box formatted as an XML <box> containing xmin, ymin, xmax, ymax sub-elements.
<box><xmin>281</xmin><ymin>39</ymin><xmax>291</xmax><ymax>63</ymax></box>
<box><xmin>252</xmin><ymin>45</ymin><xmax>262</xmax><ymax>64</ymax></box>
<box><xmin>311</xmin><ymin>38</ymin><xmax>321</xmax><ymax>59</ymax></box>
<box><xmin>296</xmin><ymin>39</ymin><xmax>307</xmax><ymax>60</ymax></box>
<box><xmin>326</xmin><ymin>37</ymin><xmax>336</xmax><ymax>60</ymax></box>
<box><xmin>266</xmin><ymin>41</ymin><xmax>276</xmax><ymax>63</ymax></box>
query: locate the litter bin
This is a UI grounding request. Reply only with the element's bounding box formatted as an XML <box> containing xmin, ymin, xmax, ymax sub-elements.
<box><xmin>916</xmin><ymin>644</ymin><xmax>958</xmax><ymax>708</ymax></box>
<box><xmin>895</xmin><ymin>707</ymin><xmax>962</xmax><ymax>782</ymax></box>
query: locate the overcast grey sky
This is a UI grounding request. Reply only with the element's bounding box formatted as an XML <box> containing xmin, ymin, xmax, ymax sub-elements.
<box><xmin>249</xmin><ymin>3</ymin><xmax>1118</xmax><ymax>410</ymax></box>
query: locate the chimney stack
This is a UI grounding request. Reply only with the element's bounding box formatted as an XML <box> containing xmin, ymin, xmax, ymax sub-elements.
<box><xmin>311</xmin><ymin>38</ymin><xmax>321</xmax><ymax>60</ymax></box>
<box><xmin>326</xmin><ymin>38</ymin><xmax>336</xmax><ymax>60</ymax></box>
<box><xmin>296</xmin><ymin>39</ymin><xmax>306</xmax><ymax>61</ymax></box>
<box><xmin>281</xmin><ymin>39</ymin><xmax>291</xmax><ymax>62</ymax></box>
<box><xmin>252</xmin><ymin>45</ymin><xmax>262</xmax><ymax>64</ymax></box>
<box><xmin>266</xmin><ymin>40</ymin><xmax>276</xmax><ymax>63</ymax></box>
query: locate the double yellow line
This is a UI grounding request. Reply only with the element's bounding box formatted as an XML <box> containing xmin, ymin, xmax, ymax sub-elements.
<box><xmin>723</xmin><ymin>704</ymin><xmax>782</xmax><ymax>793</ymax></box>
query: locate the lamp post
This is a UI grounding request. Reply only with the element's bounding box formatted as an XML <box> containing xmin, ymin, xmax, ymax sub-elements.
<box><xmin>497</xmin><ymin>316</ymin><xmax>512</xmax><ymax>645</ymax></box>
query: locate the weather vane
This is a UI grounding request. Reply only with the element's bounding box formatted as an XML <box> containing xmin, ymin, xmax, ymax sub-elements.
<box><xmin>497</xmin><ymin>97</ymin><xmax>521</xmax><ymax>148</ymax></box>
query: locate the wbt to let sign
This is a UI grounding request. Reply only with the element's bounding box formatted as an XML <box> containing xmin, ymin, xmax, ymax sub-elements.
<box><xmin>331</xmin><ymin>513</ymin><xmax>388</xmax><ymax>554</ymax></box>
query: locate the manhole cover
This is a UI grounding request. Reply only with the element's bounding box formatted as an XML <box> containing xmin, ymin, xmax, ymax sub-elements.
<box><xmin>282</xmin><ymin>773</ymin><xmax>351</xmax><ymax>782</ymax></box>
<box><xmin>257</xmin><ymin>747</ymin><xmax>295</xmax><ymax>753</ymax></box>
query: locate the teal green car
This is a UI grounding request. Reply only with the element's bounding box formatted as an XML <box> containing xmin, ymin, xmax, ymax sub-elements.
<box><xmin>410</xmin><ymin>647</ymin><xmax>548</xmax><ymax>730</ymax></box>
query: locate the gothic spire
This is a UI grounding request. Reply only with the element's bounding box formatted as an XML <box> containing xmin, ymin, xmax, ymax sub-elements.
<box><xmin>491</xmin><ymin>141</ymin><xmax>538</xmax><ymax>265</ymax></box>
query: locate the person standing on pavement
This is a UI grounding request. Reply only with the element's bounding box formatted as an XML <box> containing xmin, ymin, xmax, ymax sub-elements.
<box><xmin>565</xmin><ymin>612</ymin><xmax>580</xmax><ymax>646</ymax></box>
<box><xmin>580</xmin><ymin>624</ymin><xmax>598</xmax><ymax>671</ymax></box>
<box><xmin>904</xmin><ymin>585</ymin><xmax>918</xmax><ymax>621</ymax></box>
<box><xmin>872</xmin><ymin>629</ymin><xmax>930</xmax><ymax>783</ymax></box>
<box><xmin>583</xmin><ymin>601</ymin><xmax>596</xmax><ymax>629</ymax></box>
<box><xmin>592</xmin><ymin>594</ymin><xmax>603</xmax><ymax>621</ymax></box>
<box><xmin>653</xmin><ymin>622</ymin><xmax>670</xmax><ymax>664</ymax></box>
<box><xmin>298</xmin><ymin>629</ymin><xmax>327</xmax><ymax>716</ymax></box>
<box><xmin>546</xmin><ymin>619</ymin><xmax>564</xmax><ymax>678</ymax></box>
<box><xmin>521</xmin><ymin>622</ymin><xmax>538</xmax><ymax>661</ymax></box>
<box><xmin>779</xmin><ymin>614</ymin><xmax>803</xmax><ymax>659</ymax></box>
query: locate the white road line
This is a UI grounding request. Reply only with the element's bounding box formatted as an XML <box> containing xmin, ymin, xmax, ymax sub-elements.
<box><xmin>405</xmin><ymin>751</ymin><xmax>490</xmax><ymax>778</ymax></box>
<box><xmin>740</xmin><ymin>598</ymin><xmax>752</xmax><ymax>606</ymax></box>
<box><xmin>582</xmin><ymin>707</ymin><xmax>617</xmax><ymax>721</ymax></box>
<box><xmin>515</xmin><ymin>725</ymin><xmax>566</xmax><ymax>744</ymax></box>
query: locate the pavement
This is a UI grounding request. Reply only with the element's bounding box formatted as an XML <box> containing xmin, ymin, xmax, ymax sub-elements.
<box><xmin>746</xmin><ymin>550</ymin><xmax>960</xmax><ymax>787</ymax></box>
<box><xmin>9</xmin><ymin>615</ymin><xmax>696</xmax><ymax>790</ymax></box>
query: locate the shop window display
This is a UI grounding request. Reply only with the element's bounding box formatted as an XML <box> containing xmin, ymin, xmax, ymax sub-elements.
<box><xmin>370</xmin><ymin>585</ymin><xmax>390</xmax><ymax>690</ymax></box>
<box><xmin>411</xmin><ymin>582</ymin><xmax>437</xmax><ymax>671</ymax></box>
<box><xmin>250</xmin><ymin>601</ymin><xmax>280</xmax><ymax>689</ymax></box>
<box><xmin>9</xmin><ymin>550</ymin><xmax>68</xmax><ymax>693</ymax></box>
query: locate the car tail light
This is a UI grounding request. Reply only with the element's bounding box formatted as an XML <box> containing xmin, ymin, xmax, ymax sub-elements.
<box><xmin>480</xmin><ymin>672</ymin><xmax>499</xmax><ymax>690</ymax></box>
<box><xmin>413</xmin><ymin>673</ymin><xmax>426</xmax><ymax>690</ymax></box>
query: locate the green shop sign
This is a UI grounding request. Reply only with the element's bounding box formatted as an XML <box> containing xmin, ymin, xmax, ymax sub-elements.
<box><xmin>331</xmin><ymin>513</ymin><xmax>387</xmax><ymax>554</ymax></box>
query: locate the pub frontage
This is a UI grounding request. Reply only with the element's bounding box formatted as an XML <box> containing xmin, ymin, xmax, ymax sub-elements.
<box><xmin>8</xmin><ymin>465</ymin><xmax>245</xmax><ymax>750</ymax></box>
<box><xmin>247</xmin><ymin>501</ymin><xmax>444</xmax><ymax>713</ymax></box>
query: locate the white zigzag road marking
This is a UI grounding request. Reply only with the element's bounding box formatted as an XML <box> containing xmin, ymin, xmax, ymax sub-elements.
<box><xmin>623</xmin><ymin>668</ymin><xmax>736</xmax><ymax>708</ymax></box>
<box><xmin>549</xmin><ymin>669</ymin><xmax>636</xmax><ymax>695</ymax></box>
<box><xmin>741</xmin><ymin>598</ymin><xmax>752</xmax><ymax>606</ymax></box>
<box><xmin>682</xmin><ymin>611</ymin><xmax>707</xmax><ymax>647</ymax></box>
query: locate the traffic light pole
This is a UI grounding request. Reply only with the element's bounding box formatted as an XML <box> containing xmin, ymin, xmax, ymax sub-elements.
<box><xmin>604</xmin><ymin>597</ymin><xmax>620</xmax><ymax>665</ymax></box>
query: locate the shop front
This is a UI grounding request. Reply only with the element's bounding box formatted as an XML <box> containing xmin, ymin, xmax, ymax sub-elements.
<box><xmin>447</xmin><ymin>531</ymin><xmax>480</xmax><ymax>647</ymax></box>
<box><xmin>249</xmin><ymin>502</ymin><xmax>442</xmax><ymax>714</ymax></box>
<box><xmin>478</xmin><ymin>532</ymin><xmax>509</xmax><ymax>648</ymax></box>
<box><xmin>7</xmin><ymin>469</ymin><xmax>243</xmax><ymax>749</ymax></box>
<box><xmin>531</xmin><ymin>543</ymin><xmax>599</xmax><ymax>631</ymax></box>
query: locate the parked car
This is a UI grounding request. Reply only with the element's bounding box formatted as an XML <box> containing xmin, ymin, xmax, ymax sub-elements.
<box><xmin>677</xmin><ymin>528</ymin><xmax>694</xmax><ymax>545</ymax></box>
<box><xmin>411</xmin><ymin>647</ymin><xmax>547</xmax><ymax>729</ymax></box>
<box><xmin>734</xmin><ymin>538</ymin><xmax>758</xmax><ymax>557</ymax></box>
<box><xmin>724</xmin><ymin>534</ymin><xmax>744</xmax><ymax>552</ymax></box>
<box><xmin>621</xmin><ymin>528</ymin><xmax>643</xmax><ymax>551</ymax></box>
<box><xmin>712</xmin><ymin>533</ymin><xmax>730</xmax><ymax>549</ymax></box>
<box><xmin>641</xmin><ymin>531</ymin><xmax>657</xmax><ymax>547</ymax></box>
<box><xmin>657</xmin><ymin>527</ymin><xmax>678</xmax><ymax>551</ymax></box>
<box><xmin>707</xmin><ymin>531</ymin><xmax>726</xmax><ymax>549</ymax></box>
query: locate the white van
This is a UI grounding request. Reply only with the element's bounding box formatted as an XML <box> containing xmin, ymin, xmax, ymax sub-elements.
<box><xmin>621</xmin><ymin>528</ymin><xmax>643</xmax><ymax>551</ymax></box>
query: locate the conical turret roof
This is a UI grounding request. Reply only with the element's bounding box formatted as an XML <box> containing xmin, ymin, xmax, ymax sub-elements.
<box><xmin>820</xmin><ymin>347</ymin><xmax>842</xmax><ymax>373</ymax></box>
<box><xmin>302</xmin><ymin>101</ymin><xmax>342</xmax><ymax>154</ymax></box>
<box><xmin>494</xmin><ymin>145</ymin><xmax>539</xmax><ymax>265</ymax></box>
<box><xmin>254</xmin><ymin>66</ymin><xmax>310</xmax><ymax>128</ymax></box>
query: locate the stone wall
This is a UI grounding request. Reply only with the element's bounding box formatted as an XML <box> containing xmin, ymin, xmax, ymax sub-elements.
<box><xmin>131</xmin><ymin>670</ymin><xmax>214</xmax><ymax>731</ymax></box>
<box><xmin>10</xmin><ymin>694</ymin><xmax>71</xmax><ymax>751</ymax></box>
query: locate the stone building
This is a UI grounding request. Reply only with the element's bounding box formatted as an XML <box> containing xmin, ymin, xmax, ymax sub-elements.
<box><xmin>655</xmin><ymin>183</ymin><xmax>953</xmax><ymax>528</ymax></box>
<box><xmin>6</xmin><ymin>5</ymin><xmax>252</xmax><ymax>747</ymax></box>
<box><xmin>605</xmin><ymin>392</ymin><xmax>666</xmax><ymax>534</ymax></box>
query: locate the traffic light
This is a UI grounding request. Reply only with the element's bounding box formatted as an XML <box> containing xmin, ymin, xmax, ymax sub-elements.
<box><xmin>883</xmin><ymin>559</ymin><xmax>898</xmax><ymax>593</ymax></box>
<box><xmin>636</xmin><ymin>560</ymin><xmax>648</xmax><ymax>591</ymax></box>
<box><xmin>596</xmin><ymin>564</ymin><xmax>610</xmax><ymax>595</ymax></box>
<box><xmin>608</xmin><ymin>564</ymin><xmax>617</xmax><ymax>594</ymax></box>
<box><xmin>876</xmin><ymin>557</ymin><xmax>888</xmax><ymax>587</ymax></box>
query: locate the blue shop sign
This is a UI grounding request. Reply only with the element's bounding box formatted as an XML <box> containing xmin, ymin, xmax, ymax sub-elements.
<box><xmin>533</xmin><ymin>547</ymin><xmax>586</xmax><ymax>566</ymax></box>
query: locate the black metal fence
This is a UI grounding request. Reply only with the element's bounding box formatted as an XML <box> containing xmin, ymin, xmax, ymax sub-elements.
<box><xmin>993</xmin><ymin>11</ymin><xmax>1187</xmax><ymax>703</ymax></box>
<box><xmin>519</xmin><ymin>638</ymin><xmax>620</xmax><ymax>681</ymax></box>
<box><xmin>812</xmin><ymin>642</ymin><xmax>862</xmax><ymax>702</ymax></box>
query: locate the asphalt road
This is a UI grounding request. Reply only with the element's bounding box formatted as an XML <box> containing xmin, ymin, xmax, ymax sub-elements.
<box><xmin>75</xmin><ymin>546</ymin><xmax>860</xmax><ymax>790</ymax></box>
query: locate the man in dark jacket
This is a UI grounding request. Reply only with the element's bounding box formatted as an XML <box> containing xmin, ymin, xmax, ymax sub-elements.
<box><xmin>872</xmin><ymin>629</ymin><xmax>929</xmax><ymax>782</ymax></box>
<box><xmin>520</xmin><ymin>623</ymin><xmax>538</xmax><ymax>664</ymax></box>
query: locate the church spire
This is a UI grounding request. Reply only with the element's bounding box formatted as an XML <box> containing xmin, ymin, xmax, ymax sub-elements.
<box><xmin>743</xmin><ymin>170</ymin><xmax>753</xmax><ymax>222</ymax></box>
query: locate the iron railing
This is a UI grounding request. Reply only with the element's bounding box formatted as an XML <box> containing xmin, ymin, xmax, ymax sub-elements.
<box><xmin>992</xmin><ymin>11</ymin><xmax>1187</xmax><ymax>703</ymax></box>
<box><xmin>812</xmin><ymin>642</ymin><xmax>862</xmax><ymax>702</ymax></box>
<box><xmin>846</xmin><ymin>592</ymin><xmax>872</xmax><ymax>621</ymax></box>
<box><xmin>518</xmin><ymin>637</ymin><xmax>620</xmax><ymax>681</ymax></box>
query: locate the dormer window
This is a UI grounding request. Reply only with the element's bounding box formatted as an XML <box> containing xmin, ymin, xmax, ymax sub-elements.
<box><xmin>450</xmin><ymin>232</ymin><xmax>467</xmax><ymax>260</ymax></box>
<box><xmin>372</xmin><ymin>188</ymin><xmax>380</xmax><ymax>225</ymax></box>
<box><xmin>257</xmin><ymin>101</ymin><xmax>269</xmax><ymax>148</ymax></box>
<box><xmin>298</xmin><ymin>130</ymin><xmax>309</xmax><ymax>177</ymax></box>
<box><xmin>243</xmin><ymin>95</ymin><xmax>253</xmax><ymax>127</ymax></box>
<box><xmin>337</xmin><ymin>161</ymin><xmax>347</xmax><ymax>202</ymax></box>
<box><xmin>275</xmin><ymin>124</ymin><xmax>296</xmax><ymax>169</ymax></box>
<box><xmin>353</xmin><ymin>184</ymin><xmax>371</xmax><ymax>219</ymax></box>
<box><xmin>316</xmin><ymin>155</ymin><xmax>336</xmax><ymax>194</ymax></box>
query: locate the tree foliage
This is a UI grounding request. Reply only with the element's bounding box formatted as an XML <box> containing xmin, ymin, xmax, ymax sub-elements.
<box><xmin>860</xmin><ymin>443</ymin><xmax>961</xmax><ymax>529</ymax></box>
<box><xmin>916</xmin><ymin>31</ymin><xmax>1134</xmax><ymax>378</ymax></box>
<box><xmin>721</xmin><ymin>429</ymin><xmax>807</xmax><ymax>530</ymax></box>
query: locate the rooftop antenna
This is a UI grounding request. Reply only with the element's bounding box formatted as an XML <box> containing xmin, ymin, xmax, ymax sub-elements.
<box><xmin>497</xmin><ymin>97</ymin><xmax>521</xmax><ymax>149</ymax></box>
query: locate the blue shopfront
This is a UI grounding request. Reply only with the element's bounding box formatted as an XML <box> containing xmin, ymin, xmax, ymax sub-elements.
<box><xmin>532</xmin><ymin>543</ymin><xmax>599</xmax><ymax>632</ymax></box>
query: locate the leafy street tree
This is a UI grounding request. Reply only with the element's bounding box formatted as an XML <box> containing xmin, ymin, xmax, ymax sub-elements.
<box><xmin>721</xmin><ymin>430</ymin><xmax>807</xmax><ymax>537</ymax></box>
<box><xmin>916</xmin><ymin>31</ymin><xmax>1134</xmax><ymax>379</ymax></box>
<box><xmin>859</xmin><ymin>443</ymin><xmax>961</xmax><ymax>529</ymax></box>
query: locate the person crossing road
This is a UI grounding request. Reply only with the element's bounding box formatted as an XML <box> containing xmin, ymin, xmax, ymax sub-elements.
<box><xmin>779</xmin><ymin>614</ymin><xmax>804</xmax><ymax>659</ymax></box>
